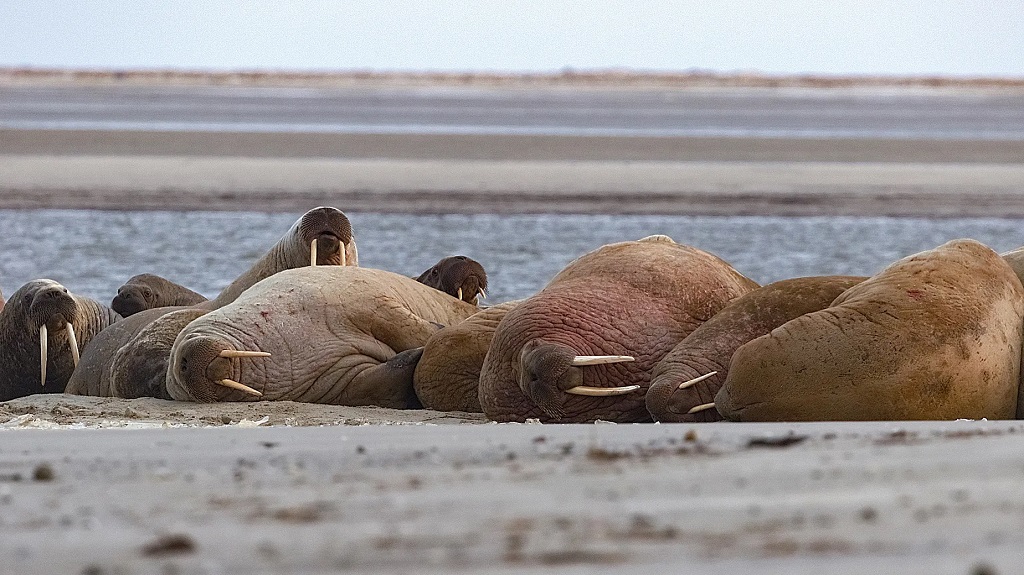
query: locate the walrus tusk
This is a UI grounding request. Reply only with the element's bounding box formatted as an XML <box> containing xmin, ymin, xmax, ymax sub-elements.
<box><xmin>216</xmin><ymin>378</ymin><xmax>263</xmax><ymax>397</ymax></box>
<box><xmin>457</xmin><ymin>288</ymin><xmax>463</xmax><ymax>301</ymax></box>
<box><xmin>39</xmin><ymin>324</ymin><xmax>47</xmax><ymax>387</ymax></box>
<box><xmin>478</xmin><ymin>289</ymin><xmax>487</xmax><ymax>300</ymax></box>
<box><xmin>687</xmin><ymin>402</ymin><xmax>716</xmax><ymax>415</ymax></box>
<box><xmin>678</xmin><ymin>371</ymin><xmax>717</xmax><ymax>390</ymax></box>
<box><xmin>571</xmin><ymin>355</ymin><xmax>635</xmax><ymax>366</ymax></box>
<box><xmin>310</xmin><ymin>238</ymin><xmax>317</xmax><ymax>267</ymax></box>
<box><xmin>66</xmin><ymin>322</ymin><xmax>80</xmax><ymax>367</ymax></box>
<box><xmin>565</xmin><ymin>385</ymin><xmax>640</xmax><ymax>396</ymax></box>
<box><xmin>340</xmin><ymin>244</ymin><xmax>346</xmax><ymax>267</ymax></box>
<box><xmin>218</xmin><ymin>350</ymin><xmax>272</xmax><ymax>359</ymax></box>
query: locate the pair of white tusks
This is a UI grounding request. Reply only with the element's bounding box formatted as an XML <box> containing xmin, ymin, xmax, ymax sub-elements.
<box><xmin>677</xmin><ymin>371</ymin><xmax>718</xmax><ymax>415</ymax></box>
<box><xmin>310</xmin><ymin>239</ymin><xmax>347</xmax><ymax>267</ymax></box>
<box><xmin>40</xmin><ymin>323</ymin><xmax>79</xmax><ymax>387</ymax></box>
<box><xmin>456</xmin><ymin>288</ymin><xmax>488</xmax><ymax>301</ymax></box>
<box><xmin>213</xmin><ymin>349</ymin><xmax>270</xmax><ymax>397</ymax></box>
<box><xmin>564</xmin><ymin>355</ymin><xmax>639</xmax><ymax>396</ymax></box>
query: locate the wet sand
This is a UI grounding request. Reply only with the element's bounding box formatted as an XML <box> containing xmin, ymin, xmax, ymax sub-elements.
<box><xmin>2</xmin><ymin>129</ymin><xmax>1024</xmax><ymax>216</ymax></box>
<box><xmin>1</xmin><ymin>395</ymin><xmax>1020</xmax><ymax>574</ymax></box>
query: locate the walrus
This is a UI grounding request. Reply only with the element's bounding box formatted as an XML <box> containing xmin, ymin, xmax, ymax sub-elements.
<box><xmin>165</xmin><ymin>266</ymin><xmax>479</xmax><ymax>406</ymax></box>
<box><xmin>716</xmin><ymin>239</ymin><xmax>1024</xmax><ymax>421</ymax></box>
<box><xmin>110</xmin><ymin>274</ymin><xmax>208</xmax><ymax>317</ymax></box>
<box><xmin>66</xmin><ymin>206</ymin><xmax>358</xmax><ymax>399</ymax></box>
<box><xmin>415</xmin><ymin>256</ymin><xmax>488</xmax><ymax>305</ymax></box>
<box><xmin>413</xmin><ymin>300</ymin><xmax>520</xmax><ymax>412</ymax></box>
<box><xmin>478</xmin><ymin>235</ymin><xmax>759</xmax><ymax>423</ymax></box>
<box><xmin>0</xmin><ymin>279</ymin><xmax>120</xmax><ymax>401</ymax></box>
<box><xmin>645</xmin><ymin>276</ymin><xmax>865</xmax><ymax>423</ymax></box>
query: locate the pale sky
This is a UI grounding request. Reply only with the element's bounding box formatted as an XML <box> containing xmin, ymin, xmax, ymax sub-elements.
<box><xmin>2</xmin><ymin>1</ymin><xmax>1023</xmax><ymax>76</ymax></box>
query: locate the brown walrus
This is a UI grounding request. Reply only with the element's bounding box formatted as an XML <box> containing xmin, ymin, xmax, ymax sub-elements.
<box><xmin>716</xmin><ymin>239</ymin><xmax>1024</xmax><ymax>421</ymax></box>
<box><xmin>0</xmin><ymin>279</ymin><xmax>120</xmax><ymax>401</ymax></box>
<box><xmin>165</xmin><ymin>266</ymin><xmax>479</xmax><ymax>406</ymax></box>
<box><xmin>415</xmin><ymin>256</ymin><xmax>488</xmax><ymax>305</ymax></box>
<box><xmin>413</xmin><ymin>300</ymin><xmax>520</xmax><ymax>412</ymax></box>
<box><xmin>478</xmin><ymin>235</ymin><xmax>759</xmax><ymax>423</ymax></box>
<box><xmin>110</xmin><ymin>273</ymin><xmax>207</xmax><ymax>317</ymax></box>
<box><xmin>66</xmin><ymin>206</ymin><xmax>358</xmax><ymax>399</ymax></box>
<box><xmin>645</xmin><ymin>275</ymin><xmax>865</xmax><ymax>422</ymax></box>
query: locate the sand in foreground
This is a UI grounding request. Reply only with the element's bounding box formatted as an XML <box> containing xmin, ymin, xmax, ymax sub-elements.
<box><xmin>0</xmin><ymin>394</ymin><xmax>1019</xmax><ymax>574</ymax></box>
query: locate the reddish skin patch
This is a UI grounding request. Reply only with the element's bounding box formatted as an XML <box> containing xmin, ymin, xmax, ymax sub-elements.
<box><xmin>906</xmin><ymin>289</ymin><xmax>924</xmax><ymax>300</ymax></box>
<box><xmin>260</xmin><ymin>311</ymin><xmax>271</xmax><ymax>319</ymax></box>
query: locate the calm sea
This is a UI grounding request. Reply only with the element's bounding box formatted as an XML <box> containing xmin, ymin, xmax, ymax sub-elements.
<box><xmin>2</xmin><ymin>210</ymin><xmax>1024</xmax><ymax>306</ymax></box>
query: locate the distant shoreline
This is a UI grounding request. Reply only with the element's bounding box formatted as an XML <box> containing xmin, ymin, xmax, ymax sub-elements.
<box><xmin>2</xmin><ymin>67</ymin><xmax>1023</xmax><ymax>91</ymax></box>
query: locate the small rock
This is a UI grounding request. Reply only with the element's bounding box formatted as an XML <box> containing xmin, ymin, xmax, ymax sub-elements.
<box><xmin>33</xmin><ymin>463</ymin><xmax>55</xmax><ymax>482</ymax></box>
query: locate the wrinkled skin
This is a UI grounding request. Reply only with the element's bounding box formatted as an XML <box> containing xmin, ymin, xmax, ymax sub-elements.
<box><xmin>646</xmin><ymin>276</ymin><xmax>865</xmax><ymax>423</ymax></box>
<box><xmin>166</xmin><ymin>266</ymin><xmax>479</xmax><ymax>407</ymax></box>
<box><xmin>66</xmin><ymin>307</ymin><xmax>184</xmax><ymax>397</ymax></box>
<box><xmin>110</xmin><ymin>308</ymin><xmax>209</xmax><ymax>399</ymax></box>
<box><xmin>717</xmin><ymin>239</ymin><xmax>1024</xmax><ymax>421</ymax></box>
<box><xmin>0</xmin><ymin>279</ymin><xmax>120</xmax><ymax>401</ymax></box>
<box><xmin>67</xmin><ymin>206</ymin><xmax>358</xmax><ymax>399</ymax></box>
<box><xmin>415</xmin><ymin>256</ymin><xmax>488</xmax><ymax>305</ymax></box>
<box><xmin>414</xmin><ymin>300</ymin><xmax>520</xmax><ymax>412</ymax></box>
<box><xmin>479</xmin><ymin>236</ymin><xmax>759</xmax><ymax>423</ymax></box>
<box><xmin>111</xmin><ymin>273</ymin><xmax>207</xmax><ymax>317</ymax></box>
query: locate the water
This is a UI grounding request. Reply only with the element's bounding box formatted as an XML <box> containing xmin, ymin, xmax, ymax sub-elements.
<box><xmin>3</xmin><ymin>85</ymin><xmax>1024</xmax><ymax>140</ymax></box>
<box><xmin>3</xmin><ymin>210</ymin><xmax>1024</xmax><ymax>306</ymax></box>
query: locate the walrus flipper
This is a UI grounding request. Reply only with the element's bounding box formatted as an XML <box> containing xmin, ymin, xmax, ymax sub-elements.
<box><xmin>341</xmin><ymin>348</ymin><xmax>425</xmax><ymax>409</ymax></box>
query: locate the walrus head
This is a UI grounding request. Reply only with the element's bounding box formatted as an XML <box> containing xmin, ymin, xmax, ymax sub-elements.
<box><xmin>297</xmin><ymin>206</ymin><xmax>357</xmax><ymax>267</ymax></box>
<box><xmin>111</xmin><ymin>275</ymin><xmax>159</xmax><ymax>317</ymax></box>
<box><xmin>169</xmin><ymin>333</ymin><xmax>269</xmax><ymax>402</ymax></box>
<box><xmin>6</xmin><ymin>279</ymin><xmax>82</xmax><ymax>387</ymax></box>
<box><xmin>415</xmin><ymin>256</ymin><xmax>488</xmax><ymax>304</ymax></box>
<box><xmin>518</xmin><ymin>339</ymin><xmax>637</xmax><ymax>419</ymax></box>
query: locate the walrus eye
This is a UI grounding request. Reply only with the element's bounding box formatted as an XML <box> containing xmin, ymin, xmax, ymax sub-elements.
<box><xmin>142</xmin><ymin>288</ymin><xmax>152</xmax><ymax>298</ymax></box>
<box><xmin>430</xmin><ymin>269</ymin><xmax>439</xmax><ymax>278</ymax></box>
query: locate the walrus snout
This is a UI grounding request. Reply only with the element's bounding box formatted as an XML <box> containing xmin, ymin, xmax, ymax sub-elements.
<box><xmin>416</xmin><ymin>256</ymin><xmax>489</xmax><ymax>303</ymax></box>
<box><xmin>297</xmin><ymin>207</ymin><xmax>355</xmax><ymax>267</ymax></box>
<box><xmin>172</xmin><ymin>335</ymin><xmax>268</xmax><ymax>402</ymax></box>
<box><xmin>518</xmin><ymin>340</ymin><xmax>580</xmax><ymax>419</ymax></box>
<box><xmin>30</xmin><ymin>285</ymin><xmax>77</xmax><ymax>330</ymax></box>
<box><xmin>646</xmin><ymin>370</ymin><xmax>724</xmax><ymax>423</ymax></box>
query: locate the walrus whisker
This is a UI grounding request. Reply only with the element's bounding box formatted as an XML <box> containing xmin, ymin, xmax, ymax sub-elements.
<box><xmin>39</xmin><ymin>324</ymin><xmax>47</xmax><ymax>387</ymax></box>
<box><xmin>218</xmin><ymin>350</ymin><xmax>272</xmax><ymax>359</ymax></box>
<box><xmin>565</xmin><ymin>385</ymin><xmax>640</xmax><ymax>396</ymax></box>
<box><xmin>687</xmin><ymin>402</ymin><xmax>716</xmax><ymax>414</ymax></box>
<box><xmin>216</xmin><ymin>378</ymin><xmax>263</xmax><ymax>397</ymax></box>
<box><xmin>678</xmin><ymin>371</ymin><xmax>717</xmax><ymax>390</ymax></box>
<box><xmin>457</xmin><ymin>287</ymin><xmax>463</xmax><ymax>301</ymax></box>
<box><xmin>66</xmin><ymin>322</ymin><xmax>80</xmax><ymax>367</ymax></box>
<box><xmin>571</xmin><ymin>355</ymin><xmax>635</xmax><ymax>366</ymax></box>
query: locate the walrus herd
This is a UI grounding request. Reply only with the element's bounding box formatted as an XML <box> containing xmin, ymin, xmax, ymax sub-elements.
<box><xmin>3</xmin><ymin>206</ymin><xmax>1024</xmax><ymax>423</ymax></box>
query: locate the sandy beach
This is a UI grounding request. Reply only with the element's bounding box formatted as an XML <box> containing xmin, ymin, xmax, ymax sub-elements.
<box><xmin>1</xmin><ymin>395</ymin><xmax>1021</xmax><ymax>574</ymax></box>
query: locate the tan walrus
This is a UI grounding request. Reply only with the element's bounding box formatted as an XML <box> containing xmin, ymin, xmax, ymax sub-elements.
<box><xmin>413</xmin><ymin>300</ymin><xmax>520</xmax><ymax>412</ymax></box>
<box><xmin>0</xmin><ymin>279</ymin><xmax>120</xmax><ymax>401</ymax></box>
<box><xmin>165</xmin><ymin>266</ymin><xmax>479</xmax><ymax>406</ymax></box>
<box><xmin>716</xmin><ymin>239</ymin><xmax>1024</xmax><ymax>421</ymax></box>
<box><xmin>645</xmin><ymin>275</ymin><xmax>866</xmax><ymax>422</ymax></box>
<box><xmin>479</xmin><ymin>235</ymin><xmax>758</xmax><ymax>423</ymax></box>
<box><xmin>66</xmin><ymin>206</ymin><xmax>358</xmax><ymax>398</ymax></box>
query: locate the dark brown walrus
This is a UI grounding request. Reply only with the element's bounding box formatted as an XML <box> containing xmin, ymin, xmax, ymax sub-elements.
<box><xmin>65</xmin><ymin>206</ymin><xmax>358</xmax><ymax>399</ymax></box>
<box><xmin>479</xmin><ymin>235</ymin><xmax>759</xmax><ymax>423</ymax></box>
<box><xmin>415</xmin><ymin>256</ymin><xmax>488</xmax><ymax>305</ymax></box>
<box><xmin>0</xmin><ymin>279</ymin><xmax>120</xmax><ymax>401</ymax></box>
<box><xmin>716</xmin><ymin>239</ymin><xmax>1024</xmax><ymax>422</ymax></box>
<box><xmin>110</xmin><ymin>273</ymin><xmax>208</xmax><ymax>317</ymax></box>
<box><xmin>413</xmin><ymin>300</ymin><xmax>520</xmax><ymax>412</ymax></box>
<box><xmin>645</xmin><ymin>275</ymin><xmax>865</xmax><ymax>423</ymax></box>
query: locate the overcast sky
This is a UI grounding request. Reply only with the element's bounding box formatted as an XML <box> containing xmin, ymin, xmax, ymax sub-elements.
<box><xmin>2</xmin><ymin>1</ymin><xmax>1022</xmax><ymax>76</ymax></box>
